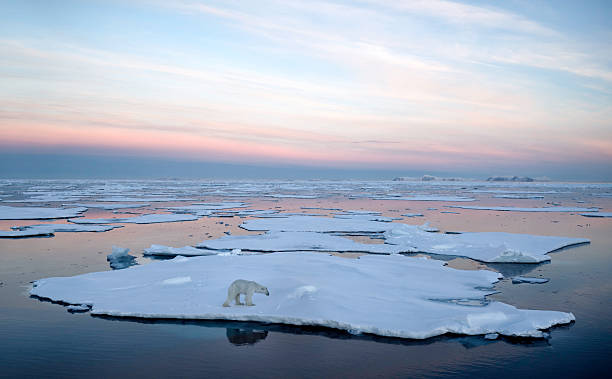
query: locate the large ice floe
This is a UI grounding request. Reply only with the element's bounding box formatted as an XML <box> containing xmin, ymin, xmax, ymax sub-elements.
<box><xmin>384</xmin><ymin>225</ymin><xmax>589</xmax><ymax>263</ymax></box>
<box><xmin>144</xmin><ymin>244</ymin><xmax>220</xmax><ymax>257</ymax></box>
<box><xmin>68</xmin><ymin>214</ymin><xmax>199</xmax><ymax>224</ymax></box>
<box><xmin>580</xmin><ymin>212</ymin><xmax>612</xmax><ymax>218</ymax></box>
<box><xmin>30</xmin><ymin>252</ymin><xmax>574</xmax><ymax>339</ymax></box>
<box><xmin>0</xmin><ymin>224</ymin><xmax>121</xmax><ymax>238</ymax></box>
<box><xmin>238</xmin><ymin>216</ymin><xmax>588</xmax><ymax>263</ymax></box>
<box><xmin>198</xmin><ymin>231</ymin><xmax>399</xmax><ymax>254</ymax></box>
<box><xmin>0</xmin><ymin>205</ymin><xmax>87</xmax><ymax>220</ymax></box>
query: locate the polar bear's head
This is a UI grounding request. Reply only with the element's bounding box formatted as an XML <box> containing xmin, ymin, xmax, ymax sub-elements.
<box><xmin>255</xmin><ymin>284</ymin><xmax>269</xmax><ymax>296</ymax></box>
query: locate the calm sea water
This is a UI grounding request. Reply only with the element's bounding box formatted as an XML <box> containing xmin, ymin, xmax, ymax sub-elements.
<box><xmin>1</xmin><ymin>180</ymin><xmax>610</xmax><ymax>378</ymax></box>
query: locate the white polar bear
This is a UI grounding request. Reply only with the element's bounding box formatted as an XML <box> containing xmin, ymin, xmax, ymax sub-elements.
<box><xmin>223</xmin><ymin>279</ymin><xmax>269</xmax><ymax>307</ymax></box>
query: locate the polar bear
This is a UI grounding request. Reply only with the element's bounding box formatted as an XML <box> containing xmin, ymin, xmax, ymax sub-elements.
<box><xmin>223</xmin><ymin>279</ymin><xmax>269</xmax><ymax>307</ymax></box>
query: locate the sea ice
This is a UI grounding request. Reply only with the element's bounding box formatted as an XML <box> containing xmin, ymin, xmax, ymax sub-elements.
<box><xmin>373</xmin><ymin>195</ymin><xmax>476</xmax><ymax>202</ymax></box>
<box><xmin>448</xmin><ymin>205</ymin><xmax>599</xmax><ymax>213</ymax></box>
<box><xmin>198</xmin><ymin>231</ymin><xmax>400</xmax><ymax>254</ymax></box>
<box><xmin>580</xmin><ymin>212</ymin><xmax>612</xmax><ymax>218</ymax></box>
<box><xmin>30</xmin><ymin>252</ymin><xmax>574</xmax><ymax>339</ymax></box>
<box><xmin>0</xmin><ymin>224</ymin><xmax>121</xmax><ymax>238</ymax></box>
<box><xmin>0</xmin><ymin>205</ymin><xmax>87</xmax><ymax>220</ymax></box>
<box><xmin>240</xmin><ymin>215</ymin><xmax>395</xmax><ymax>233</ymax></box>
<box><xmin>68</xmin><ymin>214</ymin><xmax>199</xmax><ymax>224</ymax></box>
<box><xmin>68</xmin><ymin>203</ymin><xmax>150</xmax><ymax>210</ymax></box>
<box><xmin>512</xmin><ymin>277</ymin><xmax>550</xmax><ymax>284</ymax></box>
<box><xmin>106</xmin><ymin>246</ymin><xmax>137</xmax><ymax>270</ymax></box>
<box><xmin>144</xmin><ymin>244</ymin><xmax>219</xmax><ymax>257</ymax></box>
<box><xmin>384</xmin><ymin>224</ymin><xmax>589</xmax><ymax>263</ymax></box>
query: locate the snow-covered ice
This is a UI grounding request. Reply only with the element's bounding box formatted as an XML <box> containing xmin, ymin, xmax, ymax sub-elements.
<box><xmin>448</xmin><ymin>205</ymin><xmax>599</xmax><ymax>213</ymax></box>
<box><xmin>144</xmin><ymin>244</ymin><xmax>219</xmax><ymax>257</ymax></box>
<box><xmin>240</xmin><ymin>215</ymin><xmax>395</xmax><ymax>233</ymax></box>
<box><xmin>0</xmin><ymin>205</ymin><xmax>87</xmax><ymax>220</ymax></box>
<box><xmin>0</xmin><ymin>223</ymin><xmax>121</xmax><ymax>238</ymax></box>
<box><xmin>512</xmin><ymin>277</ymin><xmax>550</xmax><ymax>284</ymax></box>
<box><xmin>198</xmin><ymin>231</ymin><xmax>400</xmax><ymax>254</ymax></box>
<box><xmin>384</xmin><ymin>224</ymin><xmax>589</xmax><ymax>263</ymax></box>
<box><xmin>107</xmin><ymin>246</ymin><xmax>137</xmax><ymax>270</ymax></box>
<box><xmin>68</xmin><ymin>214</ymin><xmax>199</xmax><ymax>224</ymax></box>
<box><xmin>30</xmin><ymin>252</ymin><xmax>574</xmax><ymax>339</ymax></box>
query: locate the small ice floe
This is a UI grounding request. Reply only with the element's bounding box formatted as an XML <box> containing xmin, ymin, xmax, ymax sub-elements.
<box><xmin>144</xmin><ymin>244</ymin><xmax>218</xmax><ymax>257</ymax></box>
<box><xmin>68</xmin><ymin>214</ymin><xmax>199</xmax><ymax>224</ymax></box>
<box><xmin>484</xmin><ymin>333</ymin><xmax>499</xmax><ymax>340</ymax></box>
<box><xmin>373</xmin><ymin>195</ymin><xmax>476</xmax><ymax>202</ymax></box>
<box><xmin>0</xmin><ymin>224</ymin><xmax>121</xmax><ymax>238</ymax></box>
<box><xmin>448</xmin><ymin>205</ymin><xmax>599</xmax><ymax>213</ymax></box>
<box><xmin>580</xmin><ymin>212</ymin><xmax>612</xmax><ymax>218</ymax></box>
<box><xmin>512</xmin><ymin>277</ymin><xmax>550</xmax><ymax>284</ymax></box>
<box><xmin>0</xmin><ymin>205</ymin><xmax>87</xmax><ymax>220</ymax></box>
<box><xmin>67</xmin><ymin>304</ymin><xmax>91</xmax><ymax>313</ymax></box>
<box><xmin>199</xmin><ymin>231</ymin><xmax>400</xmax><ymax>254</ymax></box>
<box><xmin>493</xmin><ymin>195</ymin><xmax>545</xmax><ymax>199</ymax></box>
<box><xmin>401</xmin><ymin>213</ymin><xmax>424</xmax><ymax>217</ymax></box>
<box><xmin>96</xmin><ymin>197</ymin><xmax>193</xmax><ymax>202</ymax></box>
<box><xmin>30</xmin><ymin>252</ymin><xmax>575</xmax><ymax>339</ymax></box>
<box><xmin>106</xmin><ymin>246</ymin><xmax>137</xmax><ymax>270</ymax></box>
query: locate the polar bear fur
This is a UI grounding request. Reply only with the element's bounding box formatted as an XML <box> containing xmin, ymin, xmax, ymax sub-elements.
<box><xmin>223</xmin><ymin>279</ymin><xmax>269</xmax><ymax>307</ymax></box>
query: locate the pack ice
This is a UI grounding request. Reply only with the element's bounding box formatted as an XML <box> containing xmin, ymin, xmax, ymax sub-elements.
<box><xmin>30</xmin><ymin>252</ymin><xmax>574</xmax><ymax>339</ymax></box>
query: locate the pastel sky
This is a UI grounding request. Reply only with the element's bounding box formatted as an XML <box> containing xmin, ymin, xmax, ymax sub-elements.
<box><xmin>1</xmin><ymin>0</ymin><xmax>611</xmax><ymax>179</ymax></box>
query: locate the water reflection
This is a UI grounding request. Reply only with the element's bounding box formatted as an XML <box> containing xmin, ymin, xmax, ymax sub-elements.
<box><xmin>226</xmin><ymin>328</ymin><xmax>268</xmax><ymax>346</ymax></box>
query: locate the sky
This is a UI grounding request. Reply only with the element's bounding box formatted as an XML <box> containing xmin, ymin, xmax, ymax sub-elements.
<box><xmin>0</xmin><ymin>0</ymin><xmax>611</xmax><ymax>180</ymax></box>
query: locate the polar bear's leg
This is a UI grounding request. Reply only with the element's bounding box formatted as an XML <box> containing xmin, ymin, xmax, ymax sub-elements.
<box><xmin>235</xmin><ymin>293</ymin><xmax>244</xmax><ymax>305</ymax></box>
<box><xmin>246</xmin><ymin>289</ymin><xmax>255</xmax><ymax>306</ymax></box>
<box><xmin>223</xmin><ymin>287</ymin><xmax>235</xmax><ymax>307</ymax></box>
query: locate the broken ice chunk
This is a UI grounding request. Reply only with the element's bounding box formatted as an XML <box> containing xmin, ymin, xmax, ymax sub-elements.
<box><xmin>107</xmin><ymin>246</ymin><xmax>137</xmax><ymax>270</ymax></box>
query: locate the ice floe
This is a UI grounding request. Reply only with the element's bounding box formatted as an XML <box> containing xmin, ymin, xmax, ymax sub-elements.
<box><xmin>30</xmin><ymin>252</ymin><xmax>574</xmax><ymax>339</ymax></box>
<box><xmin>68</xmin><ymin>203</ymin><xmax>150</xmax><ymax>210</ymax></box>
<box><xmin>68</xmin><ymin>214</ymin><xmax>199</xmax><ymax>224</ymax></box>
<box><xmin>384</xmin><ymin>224</ymin><xmax>589</xmax><ymax>263</ymax></box>
<box><xmin>144</xmin><ymin>244</ymin><xmax>219</xmax><ymax>257</ymax></box>
<box><xmin>448</xmin><ymin>205</ymin><xmax>599</xmax><ymax>213</ymax></box>
<box><xmin>512</xmin><ymin>277</ymin><xmax>550</xmax><ymax>284</ymax></box>
<box><xmin>580</xmin><ymin>212</ymin><xmax>612</xmax><ymax>218</ymax></box>
<box><xmin>198</xmin><ymin>231</ymin><xmax>400</xmax><ymax>254</ymax></box>
<box><xmin>0</xmin><ymin>224</ymin><xmax>121</xmax><ymax>238</ymax></box>
<box><xmin>0</xmin><ymin>205</ymin><xmax>87</xmax><ymax>220</ymax></box>
<box><xmin>240</xmin><ymin>215</ymin><xmax>395</xmax><ymax>233</ymax></box>
<box><xmin>107</xmin><ymin>246</ymin><xmax>137</xmax><ymax>270</ymax></box>
<box><xmin>373</xmin><ymin>195</ymin><xmax>476</xmax><ymax>202</ymax></box>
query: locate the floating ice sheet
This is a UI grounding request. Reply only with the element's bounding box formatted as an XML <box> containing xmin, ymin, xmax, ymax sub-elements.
<box><xmin>30</xmin><ymin>252</ymin><xmax>574</xmax><ymax>339</ymax></box>
<box><xmin>198</xmin><ymin>231</ymin><xmax>400</xmax><ymax>254</ymax></box>
<box><xmin>512</xmin><ymin>277</ymin><xmax>550</xmax><ymax>284</ymax></box>
<box><xmin>144</xmin><ymin>244</ymin><xmax>219</xmax><ymax>257</ymax></box>
<box><xmin>68</xmin><ymin>203</ymin><xmax>150</xmax><ymax>210</ymax></box>
<box><xmin>0</xmin><ymin>205</ymin><xmax>87</xmax><ymax>220</ymax></box>
<box><xmin>448</xmin><ymin>205</ymin><xmax>599</xmax><ymax>213</ymax></box>
<box><xmin>373</xmin><ymin>195</ymin><xmax>476</xmax><ymax>202</ymax></box>
<box><xmin>240</xmin><ymin>215</ymin><xmax>395</xmax><ymax>233</ymax></box>
<box><xmin>580</xmin><ymin>212</ymin><xmax>612</xmax><ymax>218</ymax></box>
<box><xmin>0</xmin><ymin>223</ymin><xmax>121</xmax><ymax>238</ymax></box>
<box><xmin>68</xmin><ymin>214</ymin><xmax>199</xmax><ymax>224</ymax></box>
<box><xmin>384</xmin><ymin>224</ymin><xmax>589</xmax><ymax>263</ymax></box>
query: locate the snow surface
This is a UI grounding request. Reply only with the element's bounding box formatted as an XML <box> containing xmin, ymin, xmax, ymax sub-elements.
<box><xmin>0</xmin><ymin>205</ymin><xmax>87</xmax><ymax>220</ymax></box>
<box><xmin>0</xmin><ymin>224</ymin><xmax>121</xmax><ymax>238</ymax></box>
<box><xmin>384</xmin><ymin>224</ymin><xmax>589</xmax><ymax>263</ymax></box>
<box><xmin>512</xmin><ymin>277</ymin><xmax>550</xmax><ymax>284</ymax></box>
<box><xmin>30</xmin><ymin>252</ymin><xmax>574</xmax><ymax>339</ymax></box>
<box><xmin>198</xmin><ymin>231</ymin><xmax>400</xmax><ymax>254</ymax></box>
<box><xmin>448</xmin><ymin>205</ymin><xmax>599</xmax><ymax>213</ymax></box>
<box><xmin>68</xmin><ymin>214</ymin><xmax>199</xmax><ymax>224</ymax></box>
<box><xmin>144</xmin><ymin>244</ymin><xmax>219</xmax><ymax>257</ymax></box>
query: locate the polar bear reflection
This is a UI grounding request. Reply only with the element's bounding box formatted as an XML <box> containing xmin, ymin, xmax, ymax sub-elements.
<box><xmin>223</xmin><ymin>279</ymin><xmax>269</xmax><ymax>307</ymax></box>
